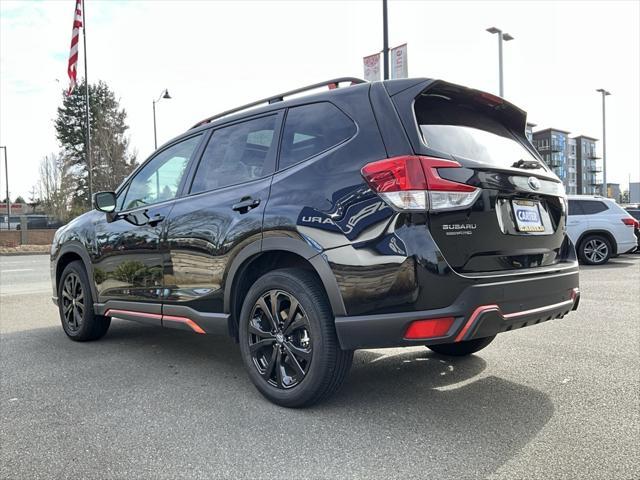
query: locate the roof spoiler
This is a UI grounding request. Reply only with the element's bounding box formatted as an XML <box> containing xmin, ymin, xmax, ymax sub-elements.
<box><xmin>417</xmin><ymin>80</ymin><xmax>528</xmax><ymax>134</ymax></box>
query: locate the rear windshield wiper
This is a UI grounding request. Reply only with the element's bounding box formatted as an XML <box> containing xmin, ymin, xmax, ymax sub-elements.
<box><xmin>511</xmin><ymin>159</ymin><xmax>543</xmax><ymax>170</ymax></box>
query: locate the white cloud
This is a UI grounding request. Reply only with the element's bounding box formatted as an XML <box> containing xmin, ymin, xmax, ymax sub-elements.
<box><xmin>1</xmin><ymin>0</ymin><xmax>638</xmax><ymax>199</ymax></box>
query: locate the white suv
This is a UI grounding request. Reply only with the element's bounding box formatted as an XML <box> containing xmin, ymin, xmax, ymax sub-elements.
<box><xmin>567</xmin><ymin>195</ymin><xmax>638</xmax><ymax>265</ymax></box>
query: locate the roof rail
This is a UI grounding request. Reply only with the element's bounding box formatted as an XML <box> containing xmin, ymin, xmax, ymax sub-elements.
<box><xmin>190</xmin><ymin>77</ymin><xmax>367</xmax><ymax>129</ymax></box>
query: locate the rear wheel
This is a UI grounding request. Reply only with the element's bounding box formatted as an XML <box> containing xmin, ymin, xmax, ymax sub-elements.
<box><xmin>58</xmin><ymin>260</ymin><xmax>110</xmax><ymax>341</ymax></box>
<box><xmin>238</xmin><ymin>268</ymin><xmax>353</xmax><ymax>408</ymax></box>
<box><xmin>579</xmin><ymin>234</ymin><xmax>612</xmax><ymax>265</ymax></box>
<box><xmin>427</xmin><ymin>335</ymin><xmax>496</xmax><ymax>357</ymax></box>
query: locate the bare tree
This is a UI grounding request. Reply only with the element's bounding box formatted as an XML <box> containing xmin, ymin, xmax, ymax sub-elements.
<box><xmin>33</xmin><ymin>153</ymin><xmax>75</xmax><ymax>221</ymax></box>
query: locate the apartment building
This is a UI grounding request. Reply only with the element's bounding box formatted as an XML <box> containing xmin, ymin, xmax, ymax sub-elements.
<box><xmin>531</xmin><ymin>128</ymin><xmax>599</xmax><ymax>195</ymax></box>
<box><xmin>573</xmin><ymin>135</ymin><xmax>601</xmax><ymax>195</ymax></box>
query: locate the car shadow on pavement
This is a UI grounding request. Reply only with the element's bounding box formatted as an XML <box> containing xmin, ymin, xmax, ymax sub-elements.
<box><xmin>301</xmin><ymin>348</ymin><xmax>557</xmax><ymax>478</ymax></box>
<box><xmin>2</xmin><ymin>320</ymin><xmax>554</xmax><ymax>479</ymax></box>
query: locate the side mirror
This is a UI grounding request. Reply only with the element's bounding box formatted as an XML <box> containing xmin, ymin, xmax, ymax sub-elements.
<box><xmin>93</xmin><ymin>191</ymin><xmax>117</xmax><ymax>213</ymax></box>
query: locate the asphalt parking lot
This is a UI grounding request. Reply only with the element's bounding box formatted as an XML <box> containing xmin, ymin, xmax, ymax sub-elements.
<box><xmin>1</xmin><ymin>254</ymin><xmax>638</xmax><ymax>479</ymax></box>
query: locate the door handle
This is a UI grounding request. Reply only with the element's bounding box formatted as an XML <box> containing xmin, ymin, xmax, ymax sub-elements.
<box><xmin>147</xmin><ymin>213</ymin><xmax>165</xmax><ymax>226</ymax></box>
<box><xmin>232</xmin><ymin>197</ymin><xmax>261</xmax><ymax>213</ymax></box>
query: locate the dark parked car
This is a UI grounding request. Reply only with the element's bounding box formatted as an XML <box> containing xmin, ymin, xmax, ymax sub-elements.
<box><xmin>51</xmin><ymin>77</ymin><xmax>580</xmax><ymax>407</ymax></box>
<box><xmin>624</xmin><ymin>206</ymin><xmax>640</xmax><ymax>251</ymax></box>
<box><xmin>14</xmin><ymin>215</ymin><xmax>65</xmax><ymax>230</ymax></box>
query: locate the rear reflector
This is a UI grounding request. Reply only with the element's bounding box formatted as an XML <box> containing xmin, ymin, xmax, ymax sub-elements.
<box><xmin>404</xmin><ymin>317</ymin><xmax>455</xmax><ymax>339</ymax></box>
<box><xmin>361</xmin><ymin>155</ymin><xmax>480</xmax><ymax>212</ymax></box>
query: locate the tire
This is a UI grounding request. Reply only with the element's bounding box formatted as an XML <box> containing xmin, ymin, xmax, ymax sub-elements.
<box><xmin>58</xmin><ymin>260</ymin><xmax>110</xmax><ymax>341</ymax></box>
<box><xmin>427</xmin><ymin>335</ymin><xmax>496</xmax><ymax>357</ymax></box>
<box><xmin>238</xmin><ymin>268</ymin><xmax>353</xmax><ymax>408</ymax></box>
<box><xmin>579</xmin><ymin>234</ymin><xmax>612</xmax><ymax>265</ymax></box>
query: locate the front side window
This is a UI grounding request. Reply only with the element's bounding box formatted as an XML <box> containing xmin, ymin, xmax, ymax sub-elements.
<box><xmin>190</xmin><ymin>115</ymin><xmax>278</xmax><ymax>194</ymax></box>
<box><xmin>279</xmin><ymin>103</ymin><xmax>356</xmax><ymax>170</ymax></box>
<box><xmin>122</xmin><ymin>134</ymin><xmax>202</xmax><ymax>210</ymax></box>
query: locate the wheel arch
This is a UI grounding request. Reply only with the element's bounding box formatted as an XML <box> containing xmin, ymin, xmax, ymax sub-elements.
<box><xmin>224</xmin><ymin>237</ymin><xmax>346</xmax><ymax>339</ymax></box>
<box><xmin>576</xmin><ymin>230</ymin><xmax>617</xmax><ymax>256</ymax></box>
<box><xmin>55</xmin><ymin>243</ymin><xmax>98</xmax><ymax>301</ymax></box>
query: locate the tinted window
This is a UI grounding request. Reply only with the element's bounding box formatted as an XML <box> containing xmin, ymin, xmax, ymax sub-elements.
<box><xmin>568</xmin><ymin>200</ymin><xmax>583</xmax><ymax>216</ymax></box>
<box><xmin>626</xmin><ymin>209</ymin><xmax>640</xmax><ymax>220</ymax></box>
<box><xmin>279</xmin><ymin>103</ymin><xmax>356</xmax><ymax>169</ymax></box>
<box><xmin>122</xmin><ymin>134</ymin><xmax>202</xmax><ymax>210</ymax></box>
<box><xmin>579</xmin><ymin>200</ymin><xmax>608</xmax><ymax>215</ymax></box>
<box><xmin>191</xmin><ymin>115</ymin><xmax>277</xmax><ymax>193</ymax></box>
<box><xmin>415</xmin><ymin>94</ymin><xmax>540</xmax><ymax>168</ymax></box>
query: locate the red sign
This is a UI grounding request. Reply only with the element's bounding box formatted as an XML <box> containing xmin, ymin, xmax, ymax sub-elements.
<box><xmin>0</xmin><ymin>203</ymin><xmax>24</xmax><ymax>214</ymax></box>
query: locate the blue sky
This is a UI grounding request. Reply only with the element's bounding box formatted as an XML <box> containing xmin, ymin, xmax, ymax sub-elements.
<box><xmin>1</xmin><ymin>0</ymin><xmax>639</xmax><ymax>199</ymax></box>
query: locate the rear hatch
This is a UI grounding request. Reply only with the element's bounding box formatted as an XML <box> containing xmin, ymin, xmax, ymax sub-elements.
<box><xmin>392</xmin><ymin>81</ymin><xmax>569</xmax><ymax>273</ymax></box>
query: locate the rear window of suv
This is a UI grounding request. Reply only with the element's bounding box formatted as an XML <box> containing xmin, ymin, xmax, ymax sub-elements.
<box><xmin>279</xmin><ymin>102</ymin><xmax>356</xmax><ymax>170</ymax></box>
<box><xmin>414</xmin><ymin>93</ymin><xmax>538</xmax><ymax>168</ymax></box>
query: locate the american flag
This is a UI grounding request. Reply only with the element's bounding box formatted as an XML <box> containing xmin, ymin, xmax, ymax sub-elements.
<box><xmin>67</xmin><ymin>0</ymin><xmax>83</xmax><ymax>95</ymax></box>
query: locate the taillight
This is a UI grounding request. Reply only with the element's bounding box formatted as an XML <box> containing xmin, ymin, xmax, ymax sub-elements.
<box><xmin>622</xmin><ymin>218</ymin><xmax>638</xmax><ymax>227</ymax></box>
<box><xmin>361</xmin><ymin>155</ymin><xmax>480</xmax><ymax>212</ymax></box>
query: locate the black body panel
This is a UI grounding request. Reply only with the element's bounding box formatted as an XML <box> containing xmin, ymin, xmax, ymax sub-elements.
<box><xmin>51</xmin><ymin>77</ymin><xmax>579</xmax><ymax>350</ymax></box>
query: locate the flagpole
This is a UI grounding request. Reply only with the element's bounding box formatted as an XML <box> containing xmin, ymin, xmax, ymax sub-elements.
<box><xmin>82</xmin><ymin>0</ymin><xmax>93</xmax><ymax>205</ymax></box>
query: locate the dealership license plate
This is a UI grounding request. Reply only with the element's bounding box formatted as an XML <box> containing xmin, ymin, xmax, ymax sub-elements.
<box><xmin>512</xmin><ymin>200</ymin><xmax>545</xmax><ymax>232</ymax></box>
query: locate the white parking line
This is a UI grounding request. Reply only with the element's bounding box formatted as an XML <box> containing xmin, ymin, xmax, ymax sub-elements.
<box><xmin>1</xmin><ymin>268</ymin><xmax>33</xmax><ymax>273</ymax></box>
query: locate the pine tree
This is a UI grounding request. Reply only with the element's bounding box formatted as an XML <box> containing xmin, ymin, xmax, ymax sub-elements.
<box><xmin>55</xmin><ymin>80</ymin><xmax>137</xmax><ymax>209</ymax></box>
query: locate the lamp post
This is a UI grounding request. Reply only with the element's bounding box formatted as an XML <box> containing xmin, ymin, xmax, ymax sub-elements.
<box><xmin>152</xmin><ymin>89</ymin><xmax>172</xmax><ymax>150</ymax></box>
<box><xmin>0</xmin><ymin>146</ymin><xmax>8</xmax><ymax>230</ymax></box>
<box><xmin>486</xmin><ymin>27</ymin><xmax>514</xmax><ymax>97</ymax></box>
<box><xmin>596</xmin><ymin>88</ymin><xmax>611</xmax><ymax>197</ymax></box>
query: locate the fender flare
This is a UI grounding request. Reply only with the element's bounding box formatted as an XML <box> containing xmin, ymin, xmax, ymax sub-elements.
<box><xmin>223</xmin><ymin>237</ymin><xmax>347</xmax><ymax>318</ymax></box>
<box><xmin>56</xmin><ymin>242</ymin><xmax>99</xmax><ymax>302</ymax></box>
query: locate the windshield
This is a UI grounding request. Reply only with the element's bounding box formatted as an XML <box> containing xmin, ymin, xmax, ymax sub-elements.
<box><xmin>416</xmin><ymin>94</ymin><xmax>540</xmax><ymax>168</ymax></box>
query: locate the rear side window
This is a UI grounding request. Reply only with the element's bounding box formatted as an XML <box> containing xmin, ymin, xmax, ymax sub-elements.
<box><xmin>568</xmin><ymin>200</ymin><xmax>583</xmax><ymax>216</ymax></box>
<box><xmin>279</xmin><ymin>103</ymin><xmax>356</xmax><ymax>170</ymax></box>
<box><xmin>190</xmin><ymin>115</ymin><xmax>278</xmax><ymax>193</ymax></box>
<box><xmin>579</xmin><ymin>200</ymin><xmax>608</xmax><ymax>215</ymax></box>
<box><xmin>415</xmin><ymin>94</ymin><xmax>539</xmax><ymax>168</ymax></box>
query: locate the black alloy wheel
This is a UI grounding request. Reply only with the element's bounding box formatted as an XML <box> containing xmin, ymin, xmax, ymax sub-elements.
<box><xmin>238</xmin><ymin>268</ymin><xmax>353</xmax><ymax>407</ymax></box>
<box><xmin>58</xmin><ymin>260</ymin><xmax>111</xmax><ymax>341</ymax></box>
<box><xmin>61</xmin><ymin>271</ymin><xmax>85</xmax><ymax>333</ymax></box>
<box><xmin>248</xmin><ymin>290</ymin><xmax>312</xmax><ymax>389</ymax></box>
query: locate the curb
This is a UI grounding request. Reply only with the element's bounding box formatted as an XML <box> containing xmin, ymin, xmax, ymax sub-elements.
<box><xmin>0</xmin><ymin>252</ymin><xmax>50</xmax><ymax>257</ymax></box>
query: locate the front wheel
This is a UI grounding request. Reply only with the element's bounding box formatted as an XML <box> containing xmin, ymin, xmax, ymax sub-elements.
<box><xmin>58</xmin><ymin>260</ymin><xmax>111</xmax><ymax>341</ymax></box>
<box><xmin>427</xmin><ymin>335</ymin><xmax>496</xmax><ymax>357</ymax></box>
<box><xmin>238</xmin><ymin>268</ymin><xmax>353</xmax><ymax>408</ymax></box>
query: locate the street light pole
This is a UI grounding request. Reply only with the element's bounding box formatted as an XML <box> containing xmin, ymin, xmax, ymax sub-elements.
<box><xmin>382</xmin><ymin>0</ymin><xmax>389</xmax><ymax>80</ymax></box>
<box><xmin>152</xmin><ymin>88</ymin><xmax>172</xmax><ymax>150</ymax></box>
<box><xmin>486</xmin><ymin>27</ymin><xmax>514</xmax><ymax>97</ymax></box>
<box><xmin>0</xmin><ymin>146</ymin><xmax>9</xmax><ymax>230</ymax></box>
<box><xmin>153</xmin><ymin>100</ymin><xmax>157</xmax><ymax>150</ymax></box>
<box><xmin>596</xmin><ymin>88</ymin><xmax>611</xmax><ymax>197</ymax></box>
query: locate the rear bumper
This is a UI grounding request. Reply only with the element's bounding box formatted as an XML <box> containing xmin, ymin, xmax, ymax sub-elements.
<box><xmin>618</xmin><ymin>239</ymin><xmax>637</xmax><ymax>254</ymax></box>
<box><xmin>335</xmin><ymin>266</ymin><xmax>580</xmax><ymax>350</ymax></box>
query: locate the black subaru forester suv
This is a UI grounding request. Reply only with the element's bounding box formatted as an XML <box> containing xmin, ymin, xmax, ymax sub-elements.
<box><xmin>51</xmin><ymin>77</ymin><xmax>580</xmax><ymax>407</ymax></box>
